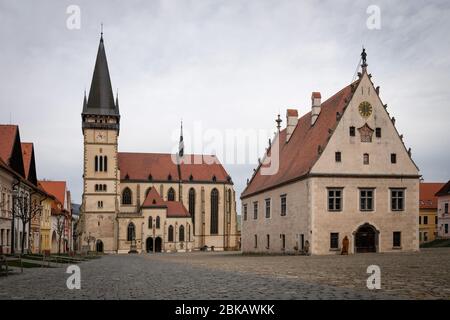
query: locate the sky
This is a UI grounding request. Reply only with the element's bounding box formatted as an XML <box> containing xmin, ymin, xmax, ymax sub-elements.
<box><xmin>0</xmin><ymin>0</ymin><xmax>449</xmax><ymax>210</ymax></box>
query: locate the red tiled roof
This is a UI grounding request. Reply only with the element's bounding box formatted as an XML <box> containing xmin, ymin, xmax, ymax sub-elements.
<box><xmin>39</xmin><ymin>180</ymin><xmax>67</xmax><ymax>208</ymax></box>
<box><xmin>118</xmin><ymin>153</ymin><xmax>231</xmax><ymax>183</ymax></box>
<box><xmin>420</xmin><ymin>183</ymin><xmax>445</xmax><ymax>209</ymax></box>
<box><xmin>21</xmin><ymin>142</ymin><xmax>33</xmax><ymax>179</ymax></box>
<box><xmin>141</xmin><ymin>186</ymin><xmax>190</xmax><ymax>217</ymax></box>
<box><xmin>436</xmin><ymin>180</ymin><xmax>450</xmax><ymax>197</ymax></box>
<box><xmin>242</xmin><ymin>82</ymin><xmax>357</xmax><ymax>199</ymax></box>
<box><xmin>0</xmin><ymin>125</ymin><xmax>18</xmax><ymax>165</ymax></box>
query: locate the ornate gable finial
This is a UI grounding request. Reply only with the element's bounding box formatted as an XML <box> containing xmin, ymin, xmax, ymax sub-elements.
<box><xmin>276</xmin><ymin>114</ymin><xmax>282</xmax><ymax>132</ymax></box>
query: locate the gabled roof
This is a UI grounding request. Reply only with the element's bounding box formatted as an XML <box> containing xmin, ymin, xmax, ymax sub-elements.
<box><xmin>436</xmin><ymin>180</ymin><xmax>450</xmax><ymax>197</ymax></box>
<box><xmin>141</xmin><ymin>186</ymin><xmax>190</xmax><ymax>217</ymax></box>
<box><xmin>118</xmin><ymin>153</ymin><xmax>231</xmax><ymax>183</ymax></box>
<box><xmin>82</xmin><ymin>36</ymin><xmax>119</xmax><ymax>117</ymax></box>
<box><xmin>39</xmin><ymin>180</ymin><xmax>67</xmax><ymax>209</ymax></box>
<box><xmin>21</xmin><ymin>142</ymin><xmax>37</xmax><ymax>185</ymax></box>
<box><xmin>420</xmin><ymin>182</ymin><xmax>445</xmax><ymax>209</ymax></box>
<box><xmin>0</xmin><ymin>124</ymin><xmax>25</xmax><ymax>177</ymax></box>
<box><xmin>241</xmin><ymin>82</ymin><xmax>356</xmax><ymax>198</ymax></box>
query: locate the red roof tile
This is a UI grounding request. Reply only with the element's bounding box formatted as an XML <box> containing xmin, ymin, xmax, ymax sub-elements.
<box><xmin>21</xmin><ymin>143</ymin><xmax>33</xmax><ymax>179</ymax></box>
<box><xmin>118</xmin><ymin>153</ymin><xmax>231</xmax><ymax>183</ymax></box>
<box><xmin>420</xmin><ymin>183</ymin><xmax>445</xmax><ymax>209</ymax></box>
<box><xmin>39</xmin><ymin>180</ymin><xmax>67</xmax><ymax>208</ymax></box>
<box><xmin>242</xmin><ymin>82</ymin><xmax>356</xmax><ymax>198</ymax></box>
<box><xmin>0</xmin><ymin>125</ymin><xmax>18</xmax><ymax>164</ymax></box>
<box><xmin>436</xmin><ymin>180</ymin><xmax>450</xmax><ymax>197</ymax></box>
<box><xmin>141</xmin><ymin>186</ymin><xmax>190</xmax><ymax>217</ymax></box>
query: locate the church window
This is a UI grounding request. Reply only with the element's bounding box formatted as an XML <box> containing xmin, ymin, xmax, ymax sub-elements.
<box><xmin>95</xmin><ymin>184</ymin><xmax>98</xmax><ymax>191</ymax></box>
<box><xmin>97</xmin><ymin>201</ymin><xmax>103</xmax><ymax>208</ymax></box>
<box><xmin>179</xmin><ymin>225</ymin><xmax>185</xmax><ymax>242</ymax></box>
<box><xmin>167</xmin><ymin>188</ymin><xmax>175</xmax><ymax>201</ymax></box>
<box><xmin>187</xmin><ymin>224</ymin><xmax>191</xmax><ymax>241</ymax></box>
<box><xmin>99</xmin><ymin>156</ymin><xmax>103</xmax><ymax>171</ymax></box>
<box><xmin>148</xmin><ymin>217</ymin><xmax>152</xmax><ymax>229</ymax></box>
<box><xmin>363</xmin><ymin>153</ymin><xmax>369</xmax><ymax>165</ymax></box>
<box><xmin>127</xmin><ymin>223</ymin><xmax>135</xmax><ymax>241</ymax></box>
<box><xmin>95</xmin><ymin>156</ymin><xmax>98</xmax><ymax>172</ymax></box>
<box><xmin>122</xmin><ymin>188</ymin><xmax>132</xmax><ymax>205</ymax></box>
<box><xmin>328</xmin><ymin>188</ymin><xmax>342</xmax><ymax>211</ymax></box>
<box><xmin>168</xmin><ymin>225</ymin><xmax>174</xmax><ymax>242</ymax></box>
<box><xmin>391</xmin><ymin>153</ymin><xmax>397</xmax><ymax>164</ymax></box>
<box><xmin>104</xmin><ymin>156</ymin><xmax>108</xmax><ymax>172</ymax></box>
<box><xmin>156</xmin><ymin>216</ymin><xmax>160</xmax><ymax>229</ymax></box>
<box><xmin>349</xmin><ymin>126</ymin><xmax>355</xmax><ymax>137</ymax></box>
<box><xmin>210</xmin><ymin>188</ymin><xmax>219</xmax><ymax>234</ymax></box>
<box><xmin>188</xmin><ymin>188</ymin><xmax>196</xmax><ymax>231</ymax></box>
<box><xmin>103</xmin><ymin>184</ymin><xmax>107</xmax><ymax>191</ymax></box>
<box><xmin>376</xmin><ymin>127</ymin><xmax>382</xmax><ymax>138</ymax></box>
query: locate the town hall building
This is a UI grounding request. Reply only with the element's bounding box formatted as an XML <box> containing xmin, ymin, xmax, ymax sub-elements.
<box><xmin>78</xmin><ymin>34</ymin><xmax>239</xmax><ymax>254</ymax></box>
<box><xmin>241</xmin><ymin>50</ymin><xmax>420</xmax><ymax>255</ymax></box>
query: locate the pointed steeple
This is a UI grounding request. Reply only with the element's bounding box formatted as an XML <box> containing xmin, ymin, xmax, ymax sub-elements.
<box><xmin>82</xmin><ymin>32</ymin><xmax>119</xmax><ymax>117</ymax></box>
<box><xmin>178</xmin><ymin>120</ymin><xmax>184</xmax><ymax>158</ymax></box>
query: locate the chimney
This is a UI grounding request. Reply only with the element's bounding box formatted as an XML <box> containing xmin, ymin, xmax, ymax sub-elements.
<box><xmin>311</xmin><ymin>92</ymin><xmax>321</xmax><ymax>126</ymax></box>
<box><xmin>286</xmin><ymin>109</ymin><xmax>298</xmax><ymax>142</ymax></box>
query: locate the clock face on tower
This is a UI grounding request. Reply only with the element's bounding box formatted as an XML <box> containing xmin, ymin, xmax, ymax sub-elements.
<box><xmin>95</xmin><ymin>131</ymin><xmax>107</xmax><ymax>142</ymax></box>
<box><xmin>358</xmin><ymin>101</ymin><xmax>373</xmax><ymax>118</ymax></box>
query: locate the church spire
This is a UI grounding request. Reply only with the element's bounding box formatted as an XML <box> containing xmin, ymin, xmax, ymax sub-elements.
<box><xmin>178</xmin><ymin>120</ymin><xmax>184</xmax><ymax>158</ymax></box>
<box><xmin>82</xmin><ymin>31</ymin><xmax>119</xmax><ymax>117</ymax></box>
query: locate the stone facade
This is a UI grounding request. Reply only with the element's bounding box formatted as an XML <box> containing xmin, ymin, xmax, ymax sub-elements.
<box><xmin>242</xmin><ymin>58</ymin><xmax>420</xmax><ymax>255</ymax></box>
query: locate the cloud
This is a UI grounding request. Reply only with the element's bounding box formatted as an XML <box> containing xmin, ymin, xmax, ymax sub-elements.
<box><xmin>0</xmin><ymin>0</ymin><xmax>449</xmax><ymax>209</ymax></box>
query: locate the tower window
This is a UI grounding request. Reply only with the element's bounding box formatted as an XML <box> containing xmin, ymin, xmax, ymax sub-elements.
<box><xmin>95</xmin><ymin>156</ymin><xmax>98</xmax><ymax>172</ymax></box>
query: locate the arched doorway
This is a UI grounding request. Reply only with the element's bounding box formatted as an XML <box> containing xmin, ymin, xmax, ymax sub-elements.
<box><xmin>146</xmin><ymin>237</ymin><xmax>153</xmax><ymax>253</ymax></box>
<box><xmin>355</xmin><ymin>223</ymin><xmax>378</xmax><ymax>253</ymax></box>
<box><xmin>96</xmin><ymin>240</ymin><xmax>104</xmax><ymax>253</ymax></box>
<box><xmin>155</xmin><ymin>237</ymin><xmax>162</xmax><ymax>253</ymax></box>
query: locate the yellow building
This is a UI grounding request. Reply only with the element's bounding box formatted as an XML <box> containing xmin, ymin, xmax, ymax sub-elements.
<box><xmin>38</xmin><ymin>188</ymin><xmax>53</xmax><ymax>254</ymax></box>
<box><xmin>419</xmin><ymin>182</ymin><xmax>444</xmax><ymax>243</ymax></box>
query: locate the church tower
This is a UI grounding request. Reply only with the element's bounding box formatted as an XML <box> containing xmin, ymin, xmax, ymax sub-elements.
<box><xmin>80</xmin><ymin>33</ymin><xmax>120</xmax><ymax>253</ymax></box>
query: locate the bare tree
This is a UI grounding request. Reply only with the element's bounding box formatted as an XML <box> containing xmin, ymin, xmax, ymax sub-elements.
<box><xmin>54</xmin><ymin>213</ymin><xmax>67</xmax><ymax>255</ymax></box>
<box><xmin>12</xmin><ymin>186</ymin><xmax>42</xmax><ymax>255</ymax></box>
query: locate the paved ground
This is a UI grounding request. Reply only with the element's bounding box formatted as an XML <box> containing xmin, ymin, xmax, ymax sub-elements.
<box><xmin>0</xmin><ymin>248</ymin><xmax>448</xmax><ymax>300</ymax></box>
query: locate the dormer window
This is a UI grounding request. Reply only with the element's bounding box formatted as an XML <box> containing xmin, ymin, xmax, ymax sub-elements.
<box><xmin>212</xmin><ymin>175</ymin><xmax>217</xmax><ymax>182</ymax></box>
<box><xmin>125</xmin><ymin>173</ymin><xmax>130</xmax><ymax>180</ymax></box>
<box><xmin>168</xmin><ymin>174</ymin><xmax>172</xmax><ymax>181</ymax></box>
<box><xmin>148</xmin><ymin>174</ymin><xmax>153</xmax><ymax>181</ymax></box>
<box><xmin>189</xmin><ymin>174</ymin><xmax>194</xmax><ymax>181</ymax></box>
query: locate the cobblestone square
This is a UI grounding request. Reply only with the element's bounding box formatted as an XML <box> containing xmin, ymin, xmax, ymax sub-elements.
<box><xmin>1</xmin><ymin>248</ymin><xmax>449</xmax><ymax>300</ymax></box>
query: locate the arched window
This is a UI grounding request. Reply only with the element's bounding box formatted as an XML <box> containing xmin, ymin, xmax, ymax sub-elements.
<box><xmin>156</xmin><ymin>216</ymin><xmax>160</xmax><ymax>229</ymax></box>
<box><xmin>179</xmin><ymin>225</ymin><xmax>185</xmax><ymax>242</ymax></box>
<box><xmin>227</xmin><ymin>189</ymin><xmax>232</xmax><ymax>213</ymax></box>
<box><xmin>95</xmin><ymin>184</ymin><xmax>99</xmax><ymax>191</ymax></box>
<box><xmin>122</xmin><ymin>187</ymin><xmax>132</xmax><ymax>205</ymax></box>
<box><xmin>187</xmin><ymin>224</ymin><xmax>190</xmax><ymax>241</ymax></box>
<box><xmin>104</xmin><ymin>156</ymin><xmax>108</xmax><ymax>172</ymax></box>
<box><xmin>95</xmin><ymin>156</ymin><xmax>98</xmax><ymax>172</ymax></box>
<box><xmin>127</xmin><ymin>223</ymin><xmax>135</xmax><ymax>241</ymax></box>
<box><xmin>188</xmin><ymin>188</ymin><xmax>196</xmax><ymax>232</ymax></box>
<box><xmin>167</xmin><ymin>188</ymin><xmax>175</xmax><ymax>201</ymax></box>
<box><xmin>168</xmin><ymin>225</ymin><xmax>174</xmax><ymax>242</ymax></box>
<box><xmin>99</xmin><ymin>156</ymin><xmax>103</xmax><ymax>171</ymax></box>
<box><xmin>148</xmin><ymin>217</ymin><xmax>152</xmax><ymax>229</ymax></box>
<box><xmin>103</xmin><ymin>184</ymin><xmax>107</xmax><ymax>191</ymax></box>
<box><xmin>210</xmin><ymin>188</ymin><xmax>219</xmax><ymax>234</ymax></box>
